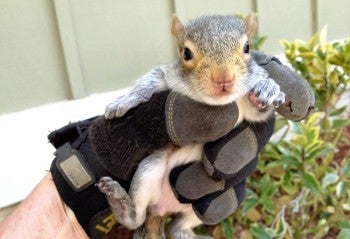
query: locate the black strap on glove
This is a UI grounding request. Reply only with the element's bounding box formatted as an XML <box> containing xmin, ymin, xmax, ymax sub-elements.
<box><xmin>49</xmin><ymin>119</ymin><xmax>119</xmax><ymax>238</ymax></box>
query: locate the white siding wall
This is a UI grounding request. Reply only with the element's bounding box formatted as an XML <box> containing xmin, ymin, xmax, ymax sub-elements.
<box><xmin>1</xmin><ymin>0</ymin><xmax>349</xmax><ymax>114</ymax></box>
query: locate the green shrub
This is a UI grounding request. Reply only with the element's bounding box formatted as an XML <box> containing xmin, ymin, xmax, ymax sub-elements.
<box><xmin>213</xmin><ymin>28</ymin><xmax>350</xmax><ymax>239</ymax></box>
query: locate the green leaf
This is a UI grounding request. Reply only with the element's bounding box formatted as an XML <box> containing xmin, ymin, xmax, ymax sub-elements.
<box><xmin>333</xmin><ymin>119</ymin><xmax>350</xmax><ymax>129</ymax></box>
<box><xmin>336</xmin><ymin>182</ymin><xmax>350</xmax><ymax>198</ymax></box>
<box><xmin>280</xmin><ymin>39</ymin><xmax>290</xmax><ymax>49</ymax></box>
<box><xmin>305</xmin><ymin>143</ymin><xmax>333</xmax><ymax>160</ymax></box>
<box><xmin>328</xmin><ymin>54</ymin><xmax>345</xmax><ymax>65</ymax></box>
<box><xmin>242</xmin><ymin>196</ymin><xmax>259</xmax><ymax>215</ymax></box>
<box><xmin>220</xmin><ymin>217</ymin><xmax>234</xmax><ymax>239</ymax></box>
<box><xmin>273</xmin><ymin>217</ymin><xmax>287</xmax><ymax>237</ymax></box>
<box><xmin>276</xmin><ymin>144</ymin><xmax>302</xmax><ymax>164</ymax></box>
<box><xmin>306</xmin><ymin>128</ymin><xmax>319</xmax><ymax>145</ymax></box>
<box><xmin>250</xmin><ymin>223</ymin><xmax>274</xmax><ymax>239</ymax></box>
<box><xmin>305</xmin><ymin>112</ymin><xmax>323</xmax><ymax>127</ymax></box>
<box><xmin>305</xmin><ymin>139</ymin><xmax>323</xmax><ymax>152</ymax></box>
<box><xmin>298</xmin><ymin>45</ymin><xmax>310</xmax><ymax>52</ymax></box>
<box><xmin>322</xmin><ymin>172</ymin><xmax>339</xmax><ymax>189</ymax></box>
<box><xmin>265</xmin><ymin>162</ymin><xmax>285</xmax><ymax>178</ymax></box>
<box><xmin>308</xmin><ymin>32</ymin><xmax>320</xmax><ymax>49</ymax></box>
<box><xmin>261</xmin><ymin>195</ymin><xmax>275</xmax><ymax>213</ymax></box>
<box><xmin>336</xmin><ymin>182</ymin><xmax>344</xmax><ymax>197</ymax></box>
<box><xmin>252</xmin><ymin>36</ymin><xmax>267</xmax><ymax>50</ymax></box>
<box><xmin>291</xmin><ymin>135</ymin><xmax>308</xmax><ymax>146</ymax></box>
<box><xmin>337</xmin><ymin>228</ymin><xmax>350</xmax><ymax>239</ymax></box>
<box><xmin>262</xmin><ymin>145</ymin><xmax>282</xmax><ymax>160</ymax></box>
<box><xmin>303</xmin><ymin>172</ymin><xmax>322</xmax><ymax>194</ymax></box>
<box><xmin>289</xmin><ymin>121</ymin><xmax>304</xmax><ymax>134</ymax></box>
<box><xmin>282</xmin><ymin>172</ymin><xmax>298</xmax><ymax>194</ymax></box>
<box><xmin>309</xmin><ymin>59</ymin><xmax>326</xmax><ymax>75</ymax></box>
<box><xmin>259</xmin><ymin>174</ymin><xmax>271</xmax><ymax>192</ymax></box>
<box><xmin>330</xmin><ymin>106</ymin><xmax>348</xmax><ymax>116</ymax></box>
<box><xmin>300</xmin><ymin>52</ymin><xmax>318</xmax><ymax>59</ymax></box>
<box><xmin>337</xmin><ymin>219</ymin><xmax>350</xmax><ymax>229</ymax></box>
<box><xmin>341</xmin><ymin>161</ymin><xmax>350</xmax><ymax>177</ymax></box>
<box><xmin>319</xmin><ymin>25</ymin><xmax>328</xmax><ymax>46</ymax></box>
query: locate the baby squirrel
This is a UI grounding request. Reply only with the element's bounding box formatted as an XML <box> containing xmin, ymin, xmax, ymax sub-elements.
<box><xmin>105</xmin><ymin>14</ymin><xmax>285</xmax><ymax>123</ymax></box>
<box><xmin>98</xmin><ymin>14</ymin><xmax>285</xmax><ymax>239</ymax></box>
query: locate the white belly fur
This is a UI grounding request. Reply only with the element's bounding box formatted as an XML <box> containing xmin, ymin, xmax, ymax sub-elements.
<box><xmin>147</xmin><ymin>143</ymin><xmax>203</xmax><ymax>216</ymax></box>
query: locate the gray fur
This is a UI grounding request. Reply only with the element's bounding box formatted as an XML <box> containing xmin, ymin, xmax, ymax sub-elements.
<box><xmin>185</xmin><ymin>15</ymin><xmax>245</xmax><ymax>62</ymax></box>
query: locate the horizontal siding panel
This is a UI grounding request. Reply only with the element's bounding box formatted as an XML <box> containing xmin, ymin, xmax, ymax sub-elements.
<box><xmin>0</xmin><ymin>0</ymin><xmax>70</xmax><ymax>114</ymax></box>
<box><xmin>68</xmin><ymin>0</ymin><xmax>176</xmax><ymax>95</ymax></box>
<box><xmin>257</xmin><ymin>0</ymin><xmax>313</xmax><ymax>54</ymax></box>
<box><xmin>317</xmin><ymin>0</ymin><xmax>350</xmax><ymax>40</ymax></box>
<box><xmin>174</xmin><ymin>0</ymin><xmax>254</xmax><ymax>22</ymax></box>
<box><xmin>1</xmin><ymin>0</ymin><xmax>350</xmax><ymax>114</ymax></box>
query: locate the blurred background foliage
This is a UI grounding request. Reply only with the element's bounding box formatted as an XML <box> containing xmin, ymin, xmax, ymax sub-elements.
<box><xmin>203</xmin><ymin>27</ymin><xmax>350</xmax><ymax>239</ymax></box>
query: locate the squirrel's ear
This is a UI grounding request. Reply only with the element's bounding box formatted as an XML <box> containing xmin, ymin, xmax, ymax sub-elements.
<box><xmin>244</xmin><ymin>13</ymin><xmax>257</xmax><ymax>39</ymax></box>
<box><xmin>171</xmin><ymin>14</ymin><xmax>185</xmax><ymax>45</ymax></box>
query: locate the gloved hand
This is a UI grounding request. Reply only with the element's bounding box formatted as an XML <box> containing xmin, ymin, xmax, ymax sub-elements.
<box><xmin>49</xmin><ymin>51</ymin><xmax>315</xmax><ymax>236</ymax></box>
<box><xmin>251</xmin><ymin>50</ymin><xmax>315</xmax><ymax>121</ymax></box>
<box><xmin>169</xmin><ymin>117</ymin><xmax>275</xmax><ymax>224</ymax></box>
<box><xmin>167</xmin><ymin>52</ymin><xmax>315</xmax><ymax>224</ymax></box>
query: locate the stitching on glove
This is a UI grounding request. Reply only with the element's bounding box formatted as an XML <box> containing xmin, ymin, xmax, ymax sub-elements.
<box><xmin>167</xmin><ymin>92</ymin><xmax>180</xmax><ymax>145</ymax></box>
<box><xmin>246</xmin><ymin>127</ymin><xmax>258</xmax><ymax>160</ymax></box>
<box><xmin>227</xmin><ymin>188</ymin><xmax>238</xmax><ymax>210</ymax></box>
<box><xmin>218</xmin><ymin>180</ymin><xmax>225</xmax><ymax>191</ymax></box>
<box><xmin>202</xmin><ymin>154</ymin><xmax>215</xmax><ymax>176</ymax></box>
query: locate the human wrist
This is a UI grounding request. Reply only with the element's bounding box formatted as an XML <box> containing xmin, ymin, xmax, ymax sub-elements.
<box><xmin>43</xmin><ymin>173</ymin><xmax>89</xmax><ymax>239</ymax></box>
<box><xmin>0</xmin><ymin>173</ymin><xmax>89</xmax><ymax>239</ymax></box>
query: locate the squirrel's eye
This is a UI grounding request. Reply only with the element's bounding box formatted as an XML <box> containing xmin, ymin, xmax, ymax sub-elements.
<box><xmin>243</xmin><ymin>41</ymin><xmax>250</xmax><ymax>54</ymax></box>
<box><xmin>183</xmin><ymin>47</ymin><xmax>193</xmax><ymax>61</ymax></box>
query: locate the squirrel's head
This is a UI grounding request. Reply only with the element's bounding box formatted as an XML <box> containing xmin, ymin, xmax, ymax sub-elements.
<box><xmin>171</xmin><ymin>14</ymin><xmax>257</xmax><ymax>105</ymax></box>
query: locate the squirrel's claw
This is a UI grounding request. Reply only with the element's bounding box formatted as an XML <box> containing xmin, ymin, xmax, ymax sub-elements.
<box><xmin>250</xmin><ymin>77</ymin><xmax>285</xmax><ymax>109</ymax></box>
<box><xmin>105</xmin><ymin>93</ymin><xmax>148</xmax><ymax>119</ymax></box>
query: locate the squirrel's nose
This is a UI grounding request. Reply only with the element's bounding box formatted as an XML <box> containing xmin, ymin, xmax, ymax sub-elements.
<box><xmin>211</xmin><ymin>70</ymin><xmax>235</xmax><ymax>91</ymax></box>
<box><xmin>211</xmin><ymin>70</ymin><xmax>234</xmax><ymax>83</ymax></box>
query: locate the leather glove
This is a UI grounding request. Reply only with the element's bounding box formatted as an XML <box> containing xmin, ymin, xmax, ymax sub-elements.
<box><xmin>89</xmin><ymin>90</ymin><xmax>240</xmax><ymax>181</ymax></box>
<box><xmin>251</xmin><ymin>50</ymin><xmax>315</xmax><ymax>121</ymax></box>
<box><xmin>169</xmin><ymin>117</ymin><xmax>275</xmax><ymax>225</ymax></box>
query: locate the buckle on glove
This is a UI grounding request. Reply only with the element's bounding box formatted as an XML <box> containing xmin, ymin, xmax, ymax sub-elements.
<box><xmin>55</xmin><ymin>142</ymin><xmax>96</xmax><ymax>192</ymax></box>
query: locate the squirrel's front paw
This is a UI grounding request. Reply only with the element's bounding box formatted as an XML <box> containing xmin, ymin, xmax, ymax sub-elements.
<box><xmin>105</xmin><ymin>99</ymin><xmax>129</xmax><ymax>119</ymax></box>
<box><xmin>105</xmin><ymin>93</ymin><xmax>147</xmax><ymax>119</ymax></box>
<box><xmin>250</xmin><ymin>78</ymin><xmax>285</xmax><ymax>109</ymax></box>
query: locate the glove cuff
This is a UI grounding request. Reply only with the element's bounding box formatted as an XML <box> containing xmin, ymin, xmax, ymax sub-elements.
<box><xmin>49</xmin><ymin>119</ymin><xmax>132</xmax><ymax>238</ymax></box>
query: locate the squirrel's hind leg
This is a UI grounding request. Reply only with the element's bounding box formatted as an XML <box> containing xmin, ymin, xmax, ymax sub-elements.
<box><xmin>98</xmin><ymin>149</ymin><xmax>171</xmax><ymax>230</ymax></box>
<box><xmin>97</xmin><ymin>176</ymin><xmax>137</xmax><ymax>228</ymax></box>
